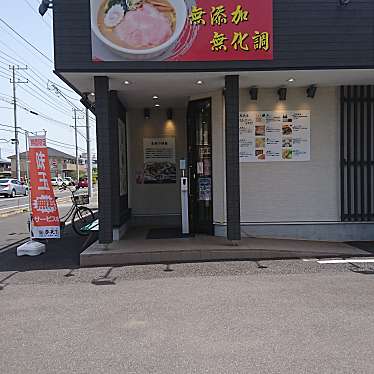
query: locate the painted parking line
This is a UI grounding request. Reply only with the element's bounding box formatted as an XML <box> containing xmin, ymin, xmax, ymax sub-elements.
<box><xmin>302</xmin><ymin>258</ymin><xmax>319</xmax><ymax>262</ymax></box>
<box><xmin>317</xmin><ymin>258</ymin><xmax>374</xmax><ymax>264</ymax></box>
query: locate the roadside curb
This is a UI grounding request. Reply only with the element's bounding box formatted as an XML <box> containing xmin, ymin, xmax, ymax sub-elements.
<box><xmin>0</xmin><ymin>207</ymin><xmax>29</xmax><ymax>219</ymax></box>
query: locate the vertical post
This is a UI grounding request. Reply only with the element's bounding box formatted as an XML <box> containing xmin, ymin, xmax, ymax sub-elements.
<box><xmin>12</xmin><ymin>66</ymin><xmax>20</xmax><ymax>181</ymax></box>
<box><xmin>340</xmin><ymin>86</ymin><xmax>345</xmax><ymax>221</ymax></box>
<box><xmin>347</xmin><ymin>86</ymin><xmax>352</xmax><ymax>220</ymax></box>
<box><xmin>94</xmin><ymin>76</ymin><xmax>113</xmax><ymax>244</ymax></box>
<box><xmin>367</xmin><ymin>86</ymin><xmax>372</xmax><ymax>220</ymax></box>
<box><xmin>25</xmin><ymin>131</ymin><xmax>32</xmax><ymax>242</ymax></box>
<box><xmin>86</xmin><ymin>105</ymin><xmax>93</xmax><ymax>197</ymax></box>
<box><xmin>73</xmin><ymin>109</ymin><xmax>79</xmax><ymax>181</ymax></box>
<box><xmin>10</xmin><ymin>65</ymin><xmax>28</xmax><ymax>180</ymax></box>
<box><xmin>225</xmin><ymin>75</ymin><xmax>241</xmax><ymax>241</ymax></box>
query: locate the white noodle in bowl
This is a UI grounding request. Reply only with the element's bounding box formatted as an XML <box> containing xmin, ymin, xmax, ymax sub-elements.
<box><xmin>91</xmin><ymin>0</ymin><xmax>187</xmax><ymax>60</ymax></box>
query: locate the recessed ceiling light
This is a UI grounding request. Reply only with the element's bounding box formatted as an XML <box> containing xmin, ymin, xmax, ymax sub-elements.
<box><xmin>196</xmin><ymin>80</ymin><xmax>203</xmax><ymax>85</ymax></box>
<box><xmin>153</xmin><ymin>95</ymin><xmax>159</xmax><ymax>99</ymax></box>
<box><xmin>123</xmin><ymin>80</ymin><xmax>131</xmax><ymax>85</ymax></box>
<box><xmin>287</xmin><ymin>77</ymin><xmax>295</xmax><ymax>83</ymax></box>
<box><xmin>90</xmin><ymin>92</ymin><xmax>95</xmax><ymax>96</ymax></box>
<box><xmin>155</xmin><ymin>104</ymin><xmax>160</xmax><ymax>107</ymax></box>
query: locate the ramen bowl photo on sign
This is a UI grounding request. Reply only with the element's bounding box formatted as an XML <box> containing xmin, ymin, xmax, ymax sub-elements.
<box><xmin>91</xmin><ymin>0</ymin><xmax>187</xmax><ymax>60</ymax></box>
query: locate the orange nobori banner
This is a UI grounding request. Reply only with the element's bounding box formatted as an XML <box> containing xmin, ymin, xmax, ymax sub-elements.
<box><xmin>28</xmin><ymin>136</ymin><xmax>60</xmax><ymax>239</ymax></box>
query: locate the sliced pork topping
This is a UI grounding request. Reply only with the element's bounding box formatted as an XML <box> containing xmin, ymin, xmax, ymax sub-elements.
<box><xmin>115</xmin><ymin>3</ymin><xmax>173</xmax><ymax>49</ymax></box>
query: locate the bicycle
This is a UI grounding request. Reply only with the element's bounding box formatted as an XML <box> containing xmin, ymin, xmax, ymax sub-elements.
<box><xmin>58</xmin><ymin>186</ymin><xmax>95</xmax><ymax>236</ymax></box>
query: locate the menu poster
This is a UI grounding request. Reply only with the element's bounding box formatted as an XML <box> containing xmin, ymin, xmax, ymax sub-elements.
<box><xmin>239</xmin><ymin>111</ymin><xmax>310</xmax><ymax>162</ymax></box>
<box><xmin>143</xmin><ymin>138</ymin><xmax>176</xmax><ymax>184</ymax></box>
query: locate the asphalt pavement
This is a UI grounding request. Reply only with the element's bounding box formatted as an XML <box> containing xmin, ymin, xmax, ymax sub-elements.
<box><xmin>0</xmin><ymin>258</ymin><xmax>373</xmax><ymax>374</ymax></box>
<box><xmin>0</xmin><ymin>190</ymin><xmax>373</xmax><ymax>373</ymax></box>
<box><xmin>0</xmin><ymin>195</ymin><xmax>28</xmax><ymax>211</ymax></box>
<box><xmin>0</xmin><ymin>189</ymin><xmax>71</xmax><ymax>212</ymax></box>
<box><xmin>0</xmin><ymin>188</ymin><xmax>96</xmax><ymax>250</ymax></box>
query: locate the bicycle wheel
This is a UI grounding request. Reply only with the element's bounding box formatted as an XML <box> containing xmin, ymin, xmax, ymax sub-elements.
<box><xmin>72</xmin><ymin>206</ymin><xmax>95</xmax><ymax>236</ymax></box>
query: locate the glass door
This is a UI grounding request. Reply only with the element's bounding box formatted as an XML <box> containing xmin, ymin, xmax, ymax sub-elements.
<box><xmin>187</xmin><ymin>98</ymin><xmax>213</xmax><ymax>235</ymax></box>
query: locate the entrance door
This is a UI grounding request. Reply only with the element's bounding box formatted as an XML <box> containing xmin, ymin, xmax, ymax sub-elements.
<box><xmin>187</xmin><ymin>98</ymin><xmax>213</xmax><ymax>235</ymax></box>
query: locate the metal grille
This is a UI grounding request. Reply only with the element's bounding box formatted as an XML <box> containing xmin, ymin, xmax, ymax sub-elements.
<box><xmin>341</xmin><ymin>86</ymin><xmax>374</xmax><ymax>221</ymax></box>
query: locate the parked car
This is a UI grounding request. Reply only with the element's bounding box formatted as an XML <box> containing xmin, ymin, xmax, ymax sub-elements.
<box><xmin>63</xmin><ymin>177</ymin><xmax>75</xmax><ymax>186</ymax></box>
<box><xmin>77</xmin><ymin>177</ymin><xmax>88</xmax><ymax>189</ymax></box>
<box><xmin>0</xmin><ymin>179</ymin><xmax>28</xmax><ymax>198</ymax></box>
<box><xmin>51</xmin><ymin>177</ymin><xmax>64</xmax><ymax>187</ymax></box>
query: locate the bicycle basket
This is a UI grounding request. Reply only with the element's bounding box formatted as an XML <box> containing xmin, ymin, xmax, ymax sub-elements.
<box><xmin>74</xmin><ymin>194</ymin><xmax>89</xmax><ymax>205</ymax></box>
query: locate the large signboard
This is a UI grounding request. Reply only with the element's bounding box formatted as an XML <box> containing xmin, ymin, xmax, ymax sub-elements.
<box><xmin>239</xmin><ymin>111</ymin><xmax>311</xmax><ymax>162</ymax></box>
<box><xmin>90</xmin><ymin>0</ymin><xmax>273</xmax><ymax>62</ymax></box>
<box><xmin>28</xmin><ymin>136</ymin><xmax>60</xmax><ymax>239</ymax></box>
<box><xmin>143</xmin><ymin>137</ymin><xmax>176</xmax><ymax>183</ymax></box>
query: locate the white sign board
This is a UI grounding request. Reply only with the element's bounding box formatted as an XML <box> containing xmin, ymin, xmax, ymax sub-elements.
<box><xmin>239</xmin><ymin>111</ymin><xmax>310</xmax><ymax>162</ymax></box>
<box><xmin>143</xmin><ymin>138</ymin><xmax>176</xmax><ymax>184</ymax></box>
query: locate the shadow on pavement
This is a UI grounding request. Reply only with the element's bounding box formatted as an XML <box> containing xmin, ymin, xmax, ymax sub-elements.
<box><xmin>348</xmin><ymin>261</ymin><xmax>374</xmax><ymax>275</ymax></box>
<box><xmin>347</xmin><ymin>241</ymin><xmax>374</xmax><ymax>255</ymax></box>
<box><xmin>0</xmin><ymin>226</ymin><xmax>97</xmax><ymax>272</ymax></box>
<box><xmin>349</xmin><ymin>268</ymin><xmax>374</xmax><ymax>275</ymax></box>
<box><xmin>1</xmin><ymin>233</ymin><xmax>373</xmax><ymax>273</ymax></box>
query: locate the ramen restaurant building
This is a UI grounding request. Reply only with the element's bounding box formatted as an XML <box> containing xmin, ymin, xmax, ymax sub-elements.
<box><xmin>51</xmin><ymin>0</ymin><xmax>374</xmax><ymax>262</ymax></box>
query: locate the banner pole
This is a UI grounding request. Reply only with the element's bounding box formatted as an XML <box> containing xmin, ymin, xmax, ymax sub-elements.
<box><xmin>25</xmin><ymin>130</ymin><xmax>32</xmax><ymax>242</ymax></box>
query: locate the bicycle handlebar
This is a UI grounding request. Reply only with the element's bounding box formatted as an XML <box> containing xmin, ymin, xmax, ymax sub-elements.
<box><xmin>58</xmin><ymin>185</ymin><xmax>78</xmax><ymax>196</ymax></box>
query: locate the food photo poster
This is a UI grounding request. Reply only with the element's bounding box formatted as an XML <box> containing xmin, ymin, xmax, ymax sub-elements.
<box><xmin>239</xmin><ymin>111</ymin><xmax>311</xmax><ymax>162</ymax></box>
<box><xmin>143</xmin><ymin>138</ymin><xmax>176</xmax><ymax>184</ymax></box>
<box><xmin>90</xmin><ymin>0</ymin><xmax>273</xmax><ymax>62</ymax></box>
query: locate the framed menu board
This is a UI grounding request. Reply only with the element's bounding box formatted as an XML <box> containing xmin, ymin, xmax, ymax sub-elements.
<box><xmin>143</xmin><ymin>137</ymin><xmax>176</xmax><ymax>184</ymax></box>
<box><xmin>239</xmin><ymin>111</ymin><xmax>310</xmax><ymax>162</ymax></box>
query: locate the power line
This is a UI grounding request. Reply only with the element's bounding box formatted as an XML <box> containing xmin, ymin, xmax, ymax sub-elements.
<box><xmin>22</xmin><ymin>0</ymin><xmax>52</xmax><ymax>30</ymax></box>
<box><xmin>0</xmin><ymin>96</ymin><xmax>88</xmax><ymax>140</ymax></box>
<box><xmin>48</xmin><ymin>82</ymin><xmax>81</xmax><ymax>110</ymax></box>
<box><xmin>0</xmin><ymin>45</ymin><xmax>27</xmax><ymax>66</ymax></box>
<box><xmin>0</xmin><ymin>50</ymin><xmax>80</xmax><ymax>101</ymax></box>
<box><xmin>47</xmin><ymin>80</ymin><xmax>81</xmax><ymax>99</ymax></box>
<box><xmin>0</xmin><ymin>23</ymin><xmax>53</xmax><ymax>80</ymax></box>
<box><xmin>0</xmin><ymin>18</ymin><xmax>54</xmax><ymax>64</ymax></box>
<box><xmin>0</xmin><ymin>45</ymin><xmax>52</xmax><ymax>88</ymax></box>
<box><xmin>0</xmin><ymin>48</ymin><xmax>25</xmax><ymax>66</ymax></box>
<box><xmin>0</xmin><ymin>123</ymin><xmax>85</xmax><ymax>152</ymax></box>
<box><xmin>18</xmin><ymin>84</ymin><xmax>73</xmax><ymax>118</ymax></box>
<box><xmin>0</xmin><ymin>58</ymin><xmax>85</xmax><ymax>115</ymax></box>
<box><xmin>0</xmin><ymin>93</ymin><xmax>31</xmax><ymax>109</ymax></box>
<box><xmin>0</xmin><ymin>72</ymin><xmax>10</xmax><ymax>80</ymax></box>
<box><xmin>0</xmin><ymin>55</ymin><xmax>83</xmax><ymax>122</ymax></box>
<box><xmin>0</xmin><ymin>54</ymin><xmax>15</xmax><ymax>66</ymax></box>
<box><xmin>17</xmin><ymin>71</ymin><xmax>76</xmax><ymax>113</ymax></box>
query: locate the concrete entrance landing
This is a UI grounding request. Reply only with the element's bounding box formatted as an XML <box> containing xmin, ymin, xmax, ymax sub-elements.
<box><xmin>80</xmin><ymin>227</ymin><xmax>373</xmax><ymax>267</ymax></box>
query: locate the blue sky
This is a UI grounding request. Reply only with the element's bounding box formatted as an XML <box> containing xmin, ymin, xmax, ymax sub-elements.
<box><xmin>0</xmin><ymin>0</ymin><xmax>96</xmax><ymax>159</ymax></box>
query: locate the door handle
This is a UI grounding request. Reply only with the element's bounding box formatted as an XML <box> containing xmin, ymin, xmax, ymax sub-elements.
<box><xmin>188</xmin><ymin>166</ymin><xmax>192</xmax><ymax>196</ymax></box>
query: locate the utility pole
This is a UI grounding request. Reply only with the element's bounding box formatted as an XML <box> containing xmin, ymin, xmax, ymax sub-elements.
<box><xmin>10</xmin><ymin>65</ymin><xmax>28</xmax><ymax>180</ymax></box>
<box><xmin>72</xmin><ymin>109</ymin><xmax>84</xmax><ymax>182</ymax></box>
<box><xmin>85</xmin><ymin>105</ymin><xmax>93</xmax><ymax>197</ymax></box>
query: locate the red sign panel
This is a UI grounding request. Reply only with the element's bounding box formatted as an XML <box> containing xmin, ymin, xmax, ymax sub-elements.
<box><xmin>90</xmin><ymin>0</ymin><xmax>273</xmax><ymax>62</ymax></box>
<box><xmin>29</xmin><ymin>136</ymin><xmax>60</xmax><ymax>239</ymax></box>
